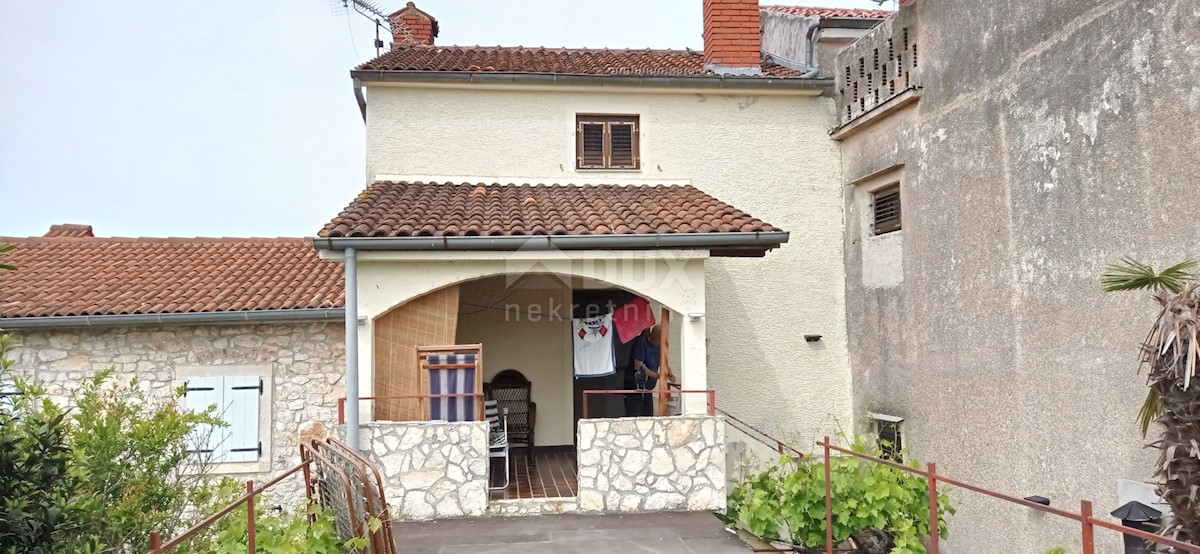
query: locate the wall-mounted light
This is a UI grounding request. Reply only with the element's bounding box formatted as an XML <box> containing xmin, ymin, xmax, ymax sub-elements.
<box><xmin>686</xmin><ymin>312</ymin><xmax>704</xmax><ymax>321</ymax></box>
<box><xmin>1024</xmin><ymin>495</ymin><xmax>1050</xmax><ymax>506</ymax></box>
<box><xmin>804</xmin><ymin>334</ymin><xmax>822</xmax><ymax>342</ymax></box>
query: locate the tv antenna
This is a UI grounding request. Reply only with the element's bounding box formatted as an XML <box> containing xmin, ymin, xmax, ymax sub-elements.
<box><xmin>331</xmin><ymin>0</ymin><xmax>415</xmax><ymax>57</ymax></box>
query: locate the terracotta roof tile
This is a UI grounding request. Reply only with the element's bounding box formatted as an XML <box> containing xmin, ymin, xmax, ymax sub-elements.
<box><xmin>320</xmin><ymin>182</ymin><xmax>782</xmax><ymax>238</ymax></box>
<box><xmin>357</xmin><ymin>46</ymin><xmax>808</xmax><ymax>78</ymax></box>
<box><xmin>761</xmin><ymin>4</ymin><xmax>894</xmax><ymax>18</ymax></box>
<box><xmin>0</xmin><ymin>232</ymin><xmax>343</xmax><ymax>319</ymax></box>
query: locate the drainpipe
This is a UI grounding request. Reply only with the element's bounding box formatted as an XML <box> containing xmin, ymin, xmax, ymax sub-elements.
<box><xmin>343</xmin><ymin>246</ymin><xmax>360</xmax><ymax>449</ymax></box>
<box><xmin>353</xmin><ymin>77</ymin><xmax>366</xmax><ymax>122</ymax></box>
<box><xmin>801</xmin><ymin>17</ymin><xmax>886</xmax><ymax>78</ymax></box>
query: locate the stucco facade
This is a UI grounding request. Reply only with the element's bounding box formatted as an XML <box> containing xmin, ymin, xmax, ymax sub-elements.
<box><xmin>357</xmin><ymin>82</ymin><xmax>851</xmax><ymax>443</ymax></box>
<box><xmin>836</xmin><ymin>2</ymin><xmax>1200</xmax><ymax>552</ymax></box>
<box><xmin>8</xmin><ymin>322</ymin><xmax>344</xmax><ymax>504</ymax></box>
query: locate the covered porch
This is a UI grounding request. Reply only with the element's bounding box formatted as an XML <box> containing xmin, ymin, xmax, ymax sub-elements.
<box><xmin>317</xmin><ymin>181</ymin><xmax>786</xmax><ymax>520</ymax></box>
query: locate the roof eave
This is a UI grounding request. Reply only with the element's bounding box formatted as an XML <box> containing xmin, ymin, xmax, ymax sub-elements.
<box><xmin>0</xmin><ymin>308</ymin><xmax>346</xmax><ymax>329</ymax></box>
<box><xmin>350</xmin><ymin>69</ymin><xmax>833</xmax><ymax>90</ymax></box>
<box><xmin>312</xmin><ymin>232</ymin><xmax>790</xmax><ymax>256</ymax></box>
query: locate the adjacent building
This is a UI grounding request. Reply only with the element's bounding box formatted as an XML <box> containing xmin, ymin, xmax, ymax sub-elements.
<box><xmin>834</xmin><ymin>1</ymin><xmax>1200</xmax><ymax>551</ymax></box>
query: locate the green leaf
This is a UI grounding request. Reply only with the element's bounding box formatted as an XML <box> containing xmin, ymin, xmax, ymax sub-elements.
<box><xmin>1101</xmin><ymin>257</ymin><xmax>1196</xmax><ymax>294</ymax></box>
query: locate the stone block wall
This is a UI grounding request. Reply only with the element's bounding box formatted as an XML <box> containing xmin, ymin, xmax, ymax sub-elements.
<box><xmin>353</xmin><ymin>421</ymin><xmax>489</xmax><ymax>521</ymax></box>
<box><xmin>8</xmin><ymin>322</ymin><xmax>345</xmax><ymax>505</ymax></box>
<box><xmin>577</xmin><ymin>415</ymin><xmax>726</xmax><ymax>513</ymax></box>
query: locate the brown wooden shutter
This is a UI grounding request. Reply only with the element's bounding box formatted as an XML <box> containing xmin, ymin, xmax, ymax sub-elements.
<box><xmin>871</xmin><ymin>184</ymin><xmax>902</xmax><ymax>235</ymax></box>
<box><xmin>608</xmin><ymin>121</ymin><xmax>638</xmax><ymax>169</ymax></box>
<box><xmin>577</xmin><ymin>121</ymin><xmax>605</xmax><ymax>169</ymax></box>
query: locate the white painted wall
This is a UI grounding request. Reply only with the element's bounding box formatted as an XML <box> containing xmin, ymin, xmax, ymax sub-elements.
<box><xmin>455</xmin><ymin>275</ymin><xmax>574</xmax><ymax>446</ymax></box>
<box><xmin>359</xmin><ymin>82</ymin><xmax>850</xmax><ymax>441</ymax></box>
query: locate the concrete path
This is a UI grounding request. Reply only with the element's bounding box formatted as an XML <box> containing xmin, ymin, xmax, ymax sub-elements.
<box><xmin>393</xmin><ymin>511</ymin><xmax>749</xmax><ymax>553</ymax></box>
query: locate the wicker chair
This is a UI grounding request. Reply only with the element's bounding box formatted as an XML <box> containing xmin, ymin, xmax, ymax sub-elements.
<box><xmin>487</xmin><ymin>369</ymin><xmax>535</xmax><ymax>450</ymax></box>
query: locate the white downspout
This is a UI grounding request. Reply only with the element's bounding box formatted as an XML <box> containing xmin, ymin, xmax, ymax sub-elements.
<box><xmin>344</xmin><ymin>246</ymin><xmax>360</xmax><ymax>449</ymax></box>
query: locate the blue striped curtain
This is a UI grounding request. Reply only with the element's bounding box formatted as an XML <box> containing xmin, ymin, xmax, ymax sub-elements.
<box><xmin>426</xmin><ymin>353</ymin><xmax>478</xmax><ymax>421</ymax></box>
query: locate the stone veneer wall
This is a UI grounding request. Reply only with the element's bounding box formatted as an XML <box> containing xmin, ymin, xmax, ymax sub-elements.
<box><xmin>352</xmin><ymin>421</ymin><xmax>489</xmax><ymax>521</ymax></box>
<box><xmin>577</xmin><ymin>415</ymin><xmax>726</xmax><ymax>513</ymax></box>
<box><xmin>8</xmin><ymin>322</ymin><xmax>345</xmax><ymax>504</ymax></box>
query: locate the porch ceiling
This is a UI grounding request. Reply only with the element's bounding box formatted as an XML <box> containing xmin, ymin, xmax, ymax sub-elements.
<box><xmin>317</xmin><ymin>182</ymin><xmax>787</xmax><ymax>257</ymax></box>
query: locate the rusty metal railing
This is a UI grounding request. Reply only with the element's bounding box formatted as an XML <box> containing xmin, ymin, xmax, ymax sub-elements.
<box><xmin>148</xmin><ymin>457</ymin><xmax>313</xmax><ymax>553</ymax></box>
<box><xmin>766</xmin><ymin>437</ymin><xmax>1200</xmax><ymax>554</ymax></box>
<box><xmin>580</xmin><ymin>389</ymin><xmax>715</xmax><ymax>418</ymax></box>
<box><xmin>337</xmin><ymin>393</ymin><xmax>485</xmax><ymax>424</ymax></box>
<box><xmin>716</xmin><ymin>407</ymin><xmax>805</xmax><ymax>459</ymax></box>
<box><xmin>147</xmin><ymin>440</ymin><xmax>395</xmax><ymax>554</ymax></box>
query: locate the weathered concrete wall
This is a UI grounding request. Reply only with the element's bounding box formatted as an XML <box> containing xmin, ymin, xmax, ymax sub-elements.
<box><xmin>9</xmin><ymin>322</ymin><xmax>344</xmax><ymax>505</ymax></box>
<box><xmin>577</xmin><ymin>416</ymin><xmax>725</xmax><ymax>513</ymax></box>
<box><xmin>352</xmin><ymin>421</ymin><xmax>488</xmax><ymax>521</ymax></box>
<box><xmin>837</xmin><ymin>1</ymin><xmax>1200</xmax><ymax>552</ymax></box>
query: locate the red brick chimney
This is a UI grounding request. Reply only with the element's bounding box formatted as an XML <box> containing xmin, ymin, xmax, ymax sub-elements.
<box><xmin>389</xmin><ymin>2</ymin><xmax>439</xmax><ymax>46</ymax></box>
<box><xmin>703</xmin><ymin>0</ymin><xmax>762</xmax><ymax>74</ymax></box>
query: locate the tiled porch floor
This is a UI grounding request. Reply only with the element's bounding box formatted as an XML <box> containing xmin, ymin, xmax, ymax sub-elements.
<box><xmin>489</xmin><ymin>447</ymin><xmax>578</xmax><ymax>500</ymax></box>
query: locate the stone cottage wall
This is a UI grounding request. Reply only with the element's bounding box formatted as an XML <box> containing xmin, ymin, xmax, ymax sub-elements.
<box><xmin>7</xmin><ymin>322</ymin><xmax>345</xmax><ymax>504</ymax></box>
<box><xmin>577</xmin><ymin>415</ymin><xmax>726</xmax><ymax>513</ymax></box>
<box><xmin>350</xmin><ymin>421</ymin><xmax>489</xmax><ymax>521</ymax></box>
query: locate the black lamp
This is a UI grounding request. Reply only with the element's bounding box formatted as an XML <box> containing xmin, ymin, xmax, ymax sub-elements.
<box><xmin>804</xmin><ymin>334</ymin><xmax>822</xmax><ymax>342</ymax></box>
<box><xmin>1023</xmin><ymin>495</ymin><xmax>1050</xmax><ymax>506</ymax></box>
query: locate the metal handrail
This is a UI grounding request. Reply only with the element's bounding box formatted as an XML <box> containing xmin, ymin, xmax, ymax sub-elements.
<box><xmin>716</xmin><ymin>407</ymin><xmax>805</xmax><ymax>459</ymax></box>
<box><xmin>148</xmin><ymin>458</ymin><xmax>312</xmax><ymax>553</ymax></box>
<box><xmin>784</xmin><ymin>437</ymin><xmax>1200</xmax><ymax>554</ymax></box>
<box><xmin>580</xmin><ymin>389</ymin><xmax>715</xmax><ymax>418</ymax></box>
<box><xmin>337</xmin><ymin>393</ymin><xmax>485</xmax><ymax>424</ymax></box>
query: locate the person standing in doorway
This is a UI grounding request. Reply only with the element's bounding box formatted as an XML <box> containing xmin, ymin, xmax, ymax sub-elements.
<box><xmin>624</xmin><ymin>325</ymin><xmax>663</xmax><ymax>417</ymax></box>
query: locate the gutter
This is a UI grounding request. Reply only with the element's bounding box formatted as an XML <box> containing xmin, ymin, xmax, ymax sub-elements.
<box><xmin>350</xmin><ymin>70</ymin><xmax>833</xmax><ymax>91</ymax></box>
<box><xmin>0</xmin><ymin>308</ymin><xmax>346</xmax><ymax>329</ymax></box>
<box><xmin>312</xmin><ymin>231</ymin><xmax>791</xmax><ymax>252</ymax></box>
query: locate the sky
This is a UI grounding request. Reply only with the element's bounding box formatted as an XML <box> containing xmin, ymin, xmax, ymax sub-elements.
<box><xmin>0</xmin><ymin>0</ymin><xmax>891</xmax><ymax>238</ymax></box>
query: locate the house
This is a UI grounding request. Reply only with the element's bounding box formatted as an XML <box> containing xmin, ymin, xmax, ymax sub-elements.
<box><xmin>0</xmin><ymin>225</ymin><xmax>345</xmax><ymax>502</ymax></box>
<box><xmin>318</xmin><ymin>0</ymin><xmax>890</xmax><ymax>518</ymax></box>
<box><xmin>832</xmin><ymin>1</ymin><xmax>1200</xmax><ymax>552</ymax></box>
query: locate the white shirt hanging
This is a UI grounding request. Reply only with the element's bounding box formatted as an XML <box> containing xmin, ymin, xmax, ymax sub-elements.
<box><xmin>573</xmin><ymin>313</ymin><xmax>616</xmax><ymax>377</ymax></box>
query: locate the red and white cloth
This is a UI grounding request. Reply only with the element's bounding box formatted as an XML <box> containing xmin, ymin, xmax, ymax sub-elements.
<box><xmin>613</xmin><ymin>296</ymin><xmax>656</xmax><ymax>343</ymax></box>
<box><xmin>573</xmin><ymin>313</ymin><xmax>616</xmax><ymax>377</ymax></box>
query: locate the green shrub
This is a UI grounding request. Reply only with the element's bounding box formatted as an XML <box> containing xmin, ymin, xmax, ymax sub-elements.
<box><xmin>725</xmin><ymin>436</ymin><xmax>954</xmax><ymax>554</ymax></box>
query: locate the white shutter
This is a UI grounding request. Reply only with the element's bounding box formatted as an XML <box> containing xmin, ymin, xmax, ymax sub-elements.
<box><xmin>0</xmin><ymin>379</ymin><xmax>18</xmax><ymax>413</ymax></box>
<box><xmin>184</xmin><ymin>376</ymin><xmax>225</xmax><ymax>462</ymax></box>
<box><xmin>224</xmin><ymin>376</ymin><xmax>261</xmax><ymax>463</ymax></box>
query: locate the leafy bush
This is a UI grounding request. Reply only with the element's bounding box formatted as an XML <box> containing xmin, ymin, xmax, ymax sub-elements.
<box><xmin>725</xmin><ymin>436</ymin><xmax>954</xmax><ymax>554</ymax></box>
<box><xmin>0</xmin><ymin>335</ymin><xmax>372</xmax><ymax>553</ymax></box>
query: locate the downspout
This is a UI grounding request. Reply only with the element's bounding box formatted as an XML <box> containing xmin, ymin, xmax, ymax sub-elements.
<box><xmin>800</xmin><ymin>18</ymin><xmax>825</xmax><ymax>78</ymax></box>
<box><xmin>353</xmin><ymin>77</ymin><xmax>366</xmax><ymax>122</ymax></box>
<box><xmin>343</xmin><ymin>246</ymin><xmax>361</xmax><ymax>449</ymax></box>
<box><xmin>800</xmin><ymin>17</ymin><xmax>886</xmax><ymax>78</ymax></box>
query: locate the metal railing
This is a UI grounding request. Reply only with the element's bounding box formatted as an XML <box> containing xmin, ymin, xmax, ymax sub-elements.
<box><xmin>580</xmin><ymin>388</ymin><xmax>715</xmax><ymax>418</ymax></box>
<box><xmin>775</xmin><ymin>437</ymin><xmax>1200</xmax><ymax>554</ymax></box>
<box><xmin>337</xmin><ymin>393</ymin><xmax>485</xmax><ymax>424</ymax></box>
<box><xmin>717</xmin><ymin>407</ymin><xmax>806</xmax><ymax>459</ymax></box>
<box><xmin>148</xmin><ymin>456</ymin><xmax>314</xmax><ymax>553</ymax></box>
<box><xmin>148</xmin><ymin>441</ymin><xmax>395</xmax><ymax>554</ymax></box>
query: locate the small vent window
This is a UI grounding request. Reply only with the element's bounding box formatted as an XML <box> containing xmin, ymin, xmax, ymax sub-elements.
<box><xmin>871</xmin><ymin>184</ymin><xmax>902</xmax><ymax>235</ymax></box>
<box><xmin>871</xmin><ymin>413</ymin><xmax>904</xmax><ymax>462</ymax></box>
<box><xmin>576</xmin><ymin>115</ymin><xmax>640</xmax><ymax>170</ymax></box>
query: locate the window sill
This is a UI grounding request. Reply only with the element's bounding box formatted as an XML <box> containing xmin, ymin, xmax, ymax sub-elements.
<box><xmin>184</xmin><ymin>458</ymin><xmax>272</xmax><ymax>476</ymax></box>
<box><xmin>575</xmin><ymin>168</ymin><xmax>643</xmax><ymax>173</ymax></box>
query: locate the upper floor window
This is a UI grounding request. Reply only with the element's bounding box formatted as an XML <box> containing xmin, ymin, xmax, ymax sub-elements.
<box><xmin>871</xmin><ymin>183</ymin><xmax>902</xmax><ymax>235</ymax></box>
<box><xmin>576</xmin><ymin>114</ymin><xmax>640</xmax><ymax>170</ymax></box>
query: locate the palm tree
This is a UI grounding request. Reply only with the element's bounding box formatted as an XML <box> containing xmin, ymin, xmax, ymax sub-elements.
<box><xmin>1103</xmin><ymin>258</ymin><xmax>1200</xmax><ymax>545</ymax></box>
